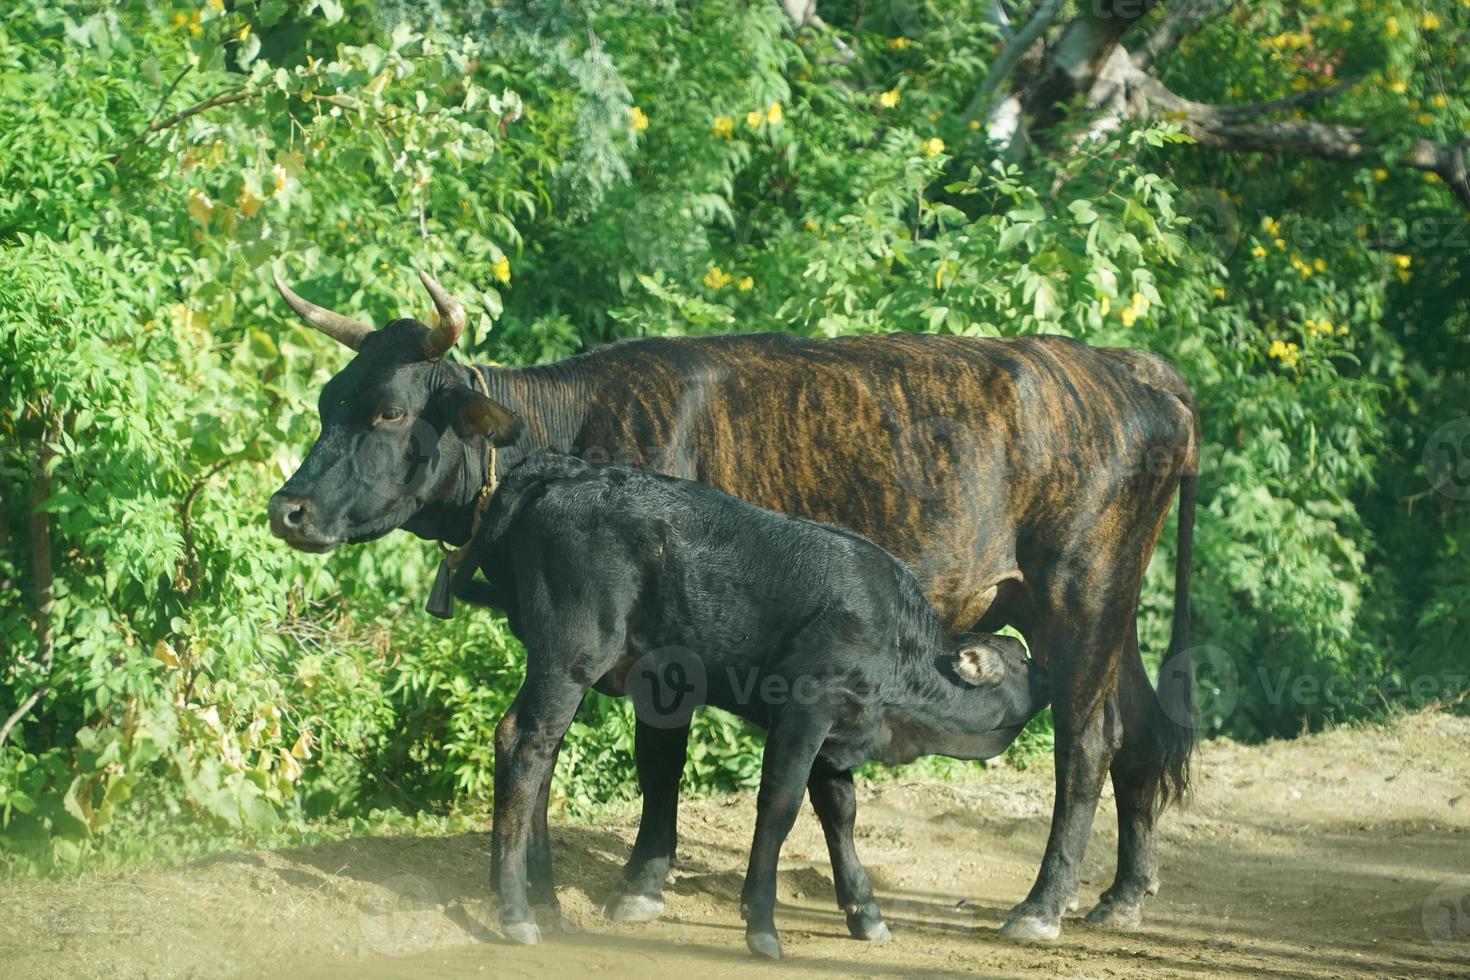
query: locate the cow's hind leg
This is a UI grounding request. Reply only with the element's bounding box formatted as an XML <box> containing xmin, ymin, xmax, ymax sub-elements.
<box><xmin>807</xmin><ymin>761</ymin><xmax>889</xmax><ymax>942</ymax></box>
<box><xmin>608</xmin><ymin>719</ymin><xmax>691</xmax><ymax>922</ymax></box>
<box><xmin>1002</xmin><ymin>617</ymin><xmax>1128</xmax><ymax>942</ymax></box>
<box><xmin>1088</xmin><ymin>631</ymin><xmax>1162</xmax><ymax>929</ymax></box>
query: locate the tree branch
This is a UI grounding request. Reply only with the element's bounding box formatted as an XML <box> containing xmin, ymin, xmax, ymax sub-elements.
<box><xmin>1129</xmin><ymin>73</ymin><xmax>1470</xmax><ymax>209</ymax></box>
<box><xmin>2</xmin><ymin>405</ymin><xmax>61</xmax><ymax>750</ymax></box>
<box><xmin>965</xmin><ymin>0</ymin><xmax>1066</xmax><ymax>122</ymax></box>
<box><xmin>1133</xmin><ymin>0</ymin><xmax>1235</xmax><ymax>72</ymax></box>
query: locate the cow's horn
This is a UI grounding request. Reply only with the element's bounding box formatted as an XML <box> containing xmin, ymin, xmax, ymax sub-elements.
<box><xmin>272</xmin><ymin>269</ymin><xmax>374</xmax><ymax>351</ymax></box>
<box><xmin>419</xmin><ymin>271</ymin><xmax>466</xmax><ymax>359</ymax></box>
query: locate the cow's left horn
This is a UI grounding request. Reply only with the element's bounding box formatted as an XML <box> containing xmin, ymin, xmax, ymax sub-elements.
<box><xmin>419</xmin><ymin>271</ymin><xmax>466</xmax><ymax>359</ymax></box>
<box><xmin>272</xmin><ymin>269</ymin><xmax>374</xmax><ymax>351</ymax></box>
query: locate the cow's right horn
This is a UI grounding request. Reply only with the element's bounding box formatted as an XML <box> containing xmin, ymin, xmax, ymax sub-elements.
<box><xmin>272</xmin><ymin>268</ymin><xmax>374</xmax><ymax>351</ymax></box>
<box><xmin>419</xmin><ymin>271</ymin><xmax>466</xmax><ymax>359</ymax></box>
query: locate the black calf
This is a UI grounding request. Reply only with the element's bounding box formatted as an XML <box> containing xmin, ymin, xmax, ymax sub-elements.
<box><xmin>464</xmin><ymin>453</ymin><xmax>1047</xmax><ymax>958</ymax></box>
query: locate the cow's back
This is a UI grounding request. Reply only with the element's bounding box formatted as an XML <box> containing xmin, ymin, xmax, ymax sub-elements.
<box><xmin>492</xmin><ymin>332</ymin><xmax>1194</xmax><ymax>630</ymax></box>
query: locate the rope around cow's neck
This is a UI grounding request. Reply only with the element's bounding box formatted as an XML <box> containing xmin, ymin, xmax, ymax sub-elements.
<box><xmin>443</xmin><ymin>364</ymin><xmax>498</xmax><ymax>572</ymax></box>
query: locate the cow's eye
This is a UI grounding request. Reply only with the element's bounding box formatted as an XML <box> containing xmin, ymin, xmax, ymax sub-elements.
<box><xmin>376</xmin><ymin>406</ymin><xmax>406</xmax><ymax>424</ymax></box>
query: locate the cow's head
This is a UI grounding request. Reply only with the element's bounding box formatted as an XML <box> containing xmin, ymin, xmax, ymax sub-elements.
<box><xmin>267</xmin><ymin>270</ymin><xmax>520</xmax><ymax>552</ymax></box>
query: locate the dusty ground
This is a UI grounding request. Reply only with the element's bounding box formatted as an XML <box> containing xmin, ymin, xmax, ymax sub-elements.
<box><xmin>3</xmin><ymin>712</ymin><xmax>1469</xmax><ymax>979</ymax></box>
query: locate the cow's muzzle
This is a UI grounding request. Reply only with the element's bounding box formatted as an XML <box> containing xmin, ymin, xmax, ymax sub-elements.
<box><xmin>268</xmin><ymin>492</ymin><xmax>337</xmax><ymax>553</ymax></box>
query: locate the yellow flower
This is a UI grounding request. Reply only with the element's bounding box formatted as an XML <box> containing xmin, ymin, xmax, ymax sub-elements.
<box><xmin>188</xmin><ymin>9</ymin><xmax>202</xmax><ymax>37</ymax></box>
<box><xmin>1212</xmin><ymin>287</ymin><xmax>1227</xmax><ymax>300</ymax></box>
<box><xmin>1421</xmin><ymin>12</ymin><xmax>1441</xmax><ymax>30</ymax></box>
<box><xmin>1385</xmin><ymin>16</ymin><xmax>1400</xmax><ymax>37</ymax></box>
<box><xmin>968</xmin><ymin>118</ymin><xmax>981</xmax><ymax>130</ymax></box>
<box><xmin>766</xmin><ymin>101</ymin><xmax>783</xmax><ymax>125</ymax></box>
<box><xmin>703</xmin><ymin>265</ymin><xmax>735</xmax><ymax>290</ymax></box>
<box><xmin>1373</xmin><ymin>168</ymin><xmax>1389</xmax><ymax>181</ymax></box>
<box><xmin>1391</xmin><ymin>253</ymin><xmax>1412</xmax><ymax>270</ymax></box>
<box><xmin>171</xmin><ymin>12</ymin><xmax>187</xmax><ymax>28</ymax></box>
<box><xmin>1389</xmin><ymin>80</ymin><xmax>1408</xmax><ymax>95</ymax></box>
<box><xmin>1432</xmin><ymin>94</ymin><xmax>1448</xmax><ymax>109</ymax></box>
<box><xmin>1337</xmin><ymin>324</ymin><xmax>1349</xmax><ymax>335</ymax></box>
<box><xmin>1119</xmin><ymin>307</ymin><xmax>1138</xmax><ymax>328</ymax></box>
<box><xmin>1252</xmin><ymin>245</ymin><xmax>1268</xmax><ymax>258</ymax></box>
<box><xmin>737</xmin><ymin>276</ymin><xmax>754</xmax><ymax>291</ymax></box>
<box><xmin>888</xmin><ymin>37</ymin><xmax>911</xmax><ymax>49</ymax></box>
<box><xmin>804</xmin><ymin>217</ymin><xmax>821</xmax><ymax>232</ymax></box>
<box><xmin>712</xmin><ymin>115</ymin><xmax>735</xmax><ymax>139</ymax></box>
<box><xmin>491</xmin><ymin>256</ymin><xmax>512</xmax><ymax>284</ymax></box>
<box><xmin>186</xmin><ymin>188</ymin><xmax>213</xmax><ymax>227</ymax></box>
<box><xmin>1129</xmin><ymin>292</ymin><xmax>1149</xmax><ymax>316</ymax></box>
<box><xmin>236</xmin><ymin>188</ymin><xmax>263</xmax><ymax>218</ymax></box>
<box><xmin>746</xmin><ymin>109</ymin><xmax>764</xmax><ymax>130</ymax></box>
<box><xmin>1313</xmin><ymin>257</ymin><xmax>1328</xmax><ymax>272</ymax></box>
<box><xmin>879</xmin><ymin>89</ymin><xmax>901</xmax><ymax>109</ymax></box>
<box><xmin>922</xmin><ymin>137</ymin><xmax>945</xmax><ymax>157</ymax></box>
<box><xmin>1262</xmin><ymin>216</ymin><xmax>1280</xmax><ymax>237</ymax></box>
<box><xmin>629</xmin><ymin>106</ymin><xmax>649</xmax><ymax>131</ymax></box>
<box><xmin>208</xmin><ymin>0</ymin><xmax>224</xmax><ymax>11</ymax></box>
<box><xmin>1099</xmin><ymin>296</ymin><xmax>1111</xmax><ymax>316</ymax></box>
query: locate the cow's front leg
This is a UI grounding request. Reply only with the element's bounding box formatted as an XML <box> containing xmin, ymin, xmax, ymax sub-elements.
<box><xmin>608</xmin><ymin>719</ymin><xmax>691</xmax><ymax>922</ymax></box>
<box><xmin>493</xmin><ymin>680</ymin><xmax>586</xmax><ymax>945</ymax></box>
<box><xmin>741</xmin><ymin>710</ymin><xmax>832</xmax><ymax>959</ymax></box>
<box><xmin>807</xmin><ymin>761</ymin><xmax>889</xmax><ymax>942</ymax></box>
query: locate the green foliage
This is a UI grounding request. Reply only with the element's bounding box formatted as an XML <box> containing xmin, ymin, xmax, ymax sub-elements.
<box><xmin>1</xmin><ymin>0</ymin><xmax>1467</xmax><ymax>875</ymax></box>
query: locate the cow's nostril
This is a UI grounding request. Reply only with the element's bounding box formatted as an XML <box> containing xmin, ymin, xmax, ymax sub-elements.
<box><xmin>284</xmin><ymin>504</ymin><xmax>307</xmax><ymax>528</ymax></box>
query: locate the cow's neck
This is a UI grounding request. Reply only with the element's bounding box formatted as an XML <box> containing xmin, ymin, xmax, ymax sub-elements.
<box><xmin>402</xmin><ymin>359</ymin><xmax>594</xmax><ymax>546</ymax></box>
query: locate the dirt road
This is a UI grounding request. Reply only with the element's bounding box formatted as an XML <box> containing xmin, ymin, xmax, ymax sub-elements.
<box><xmin>3</xmin><ymin>712</ymin><xmax>1468</xmax><ymax>978</ymax></box>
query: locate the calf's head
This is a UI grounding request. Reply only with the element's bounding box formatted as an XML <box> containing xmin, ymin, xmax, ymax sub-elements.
<box><xmin>268</xmin><ymin>270</ymin><xmax>519</xmax><ymax>552</ymax></box>
<box><xmin>952</xmin><ymin>632</ymin><xmax>1050</xmax><ymax>732</ymax></box>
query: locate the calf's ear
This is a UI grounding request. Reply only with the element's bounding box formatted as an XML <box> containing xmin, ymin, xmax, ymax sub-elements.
<box><xmin>955</xmin><ymin>643</ymin><xmax>1007</xmax><ymax>687</ymax></box>
<box><xmin>448</xmin><ymin>388</ymin><xmax>521</xmax><ymax>446</ymax></box>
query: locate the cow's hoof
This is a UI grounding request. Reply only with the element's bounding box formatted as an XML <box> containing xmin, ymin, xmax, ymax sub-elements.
<box><xmin>1086</xmin><ymin>899</ymin><xmax>1143</xmax><ymax>929</ymax></box>
<box><xmin>746</xmin><ymin>930</ymin><xmax>784</xmax><ymax>959</ymax></box>
<box><xmin>1066</xmin><ymin>897</ymin><xmax>1080</xmax><ymax>913</ymax></box>
<box><xmin>1000</xmin><ymin>908</ymin><xmax>1062</xmax><ymax>942</ymax></box>
<box><xmin>846</xmin><ymin>906</ymin><xmax>891</xmax><ymax>942</ymax></box>
<box><xmin>606</xmin><ymin>893</ymin><xmax>665</xmax><ymax>923</ymax></box>
<box><xmin>502</xmin><ymin>920</ymin><xmax>542</xmax><ymax>946</ymax></box>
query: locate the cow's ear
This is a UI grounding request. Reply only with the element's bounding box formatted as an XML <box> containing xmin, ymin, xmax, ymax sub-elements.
<box><xmin>449</xmin><ymin>388</ymin><xmax>521</xmax><ymax>446</ymax></box>
<box><xmin>955</xmin><ymin>643</ymin><xmax>1007</xmax><ymax>687</ymax></box>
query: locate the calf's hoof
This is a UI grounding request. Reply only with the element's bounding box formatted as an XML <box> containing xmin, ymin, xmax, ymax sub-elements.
<box><xmin>845</xmin><ymin>906</ymin><xmax>892</xmax><ymax>942</ymax></box>
<box><xmin>745</xmin><ymin>930</ymin><xmax>784</xmax><ymax>960</ymax></box>
<box><xmin>501</xmin><ymin>920</ymin><xmax>542</xmax><ymax>946</ymax></box>
<box><xmin>606</xmin><ymin>893</ymin><xmax>665</xmax><ymax>923</ymax></box>
<box><xmin>1086</xmin><ymin>898</ymin><xmax>1143</xmax><ymax>930</ymax></box>
<box><xmin>1000</xmin><ymin>907</ymin><xmax>1062</xmax><ymax>942</ymax></box>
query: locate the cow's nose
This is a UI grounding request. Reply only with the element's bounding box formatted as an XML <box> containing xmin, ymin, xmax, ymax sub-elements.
<box><xmin>269</xmin><ymin>492</ymin><xmax>313</xmax><ymax>537</ymax></box>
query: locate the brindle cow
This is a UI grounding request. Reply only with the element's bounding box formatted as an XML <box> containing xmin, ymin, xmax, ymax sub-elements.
<box><xmin>268</xmin><ymin>272</ymin><xmax>1199</xmax><ymax>942</ymax></box>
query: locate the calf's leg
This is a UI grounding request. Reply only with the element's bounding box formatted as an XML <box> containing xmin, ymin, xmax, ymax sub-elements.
<box><xmin>493</xmin><ymin>681</ymin><xmax>586</xmax><ymax>945</ymax></box>
<box><xmin>807</xmin><ymin>761</ymin><xmax>889</xmax><ymax>942</ymax></box>
<box><xmin>608</xmin><ymin>720</ymin><xmax>691</xmax><ymax>921</ymax></box>
<box><xmin>742</xmin><ymin>710</ymin><xmax>832</xmax><ymax>959</ymax></box>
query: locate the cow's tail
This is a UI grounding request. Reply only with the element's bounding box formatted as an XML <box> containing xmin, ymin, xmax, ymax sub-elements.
<box><xmin>1153</xmin><ymin>459</ymin><xmax>1198</xmax><ymax>809</ymax></box>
